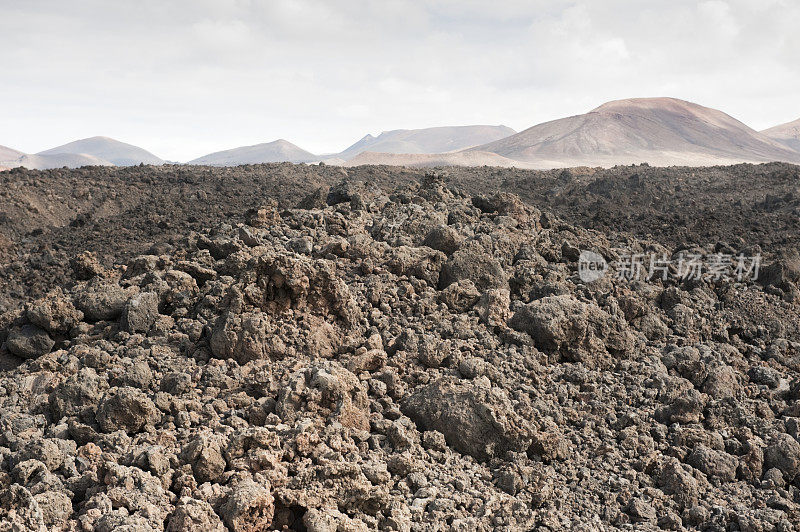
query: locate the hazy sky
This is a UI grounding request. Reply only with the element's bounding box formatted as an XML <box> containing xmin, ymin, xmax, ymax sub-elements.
<box><xmin>2</xmin><ymin>0</ymin><xmax>799</xmax><ymax>161</ymax></box>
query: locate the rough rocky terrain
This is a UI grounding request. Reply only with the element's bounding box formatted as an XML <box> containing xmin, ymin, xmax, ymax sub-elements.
<box><xmin>2</xmin><ymin>162</ymin><xmax>799</xmax><ymax>314</ymax></box>
<box><xmin>0</xmin><ymin>163</ymin><xmax>799</xmax><ymax>530</ymax></box>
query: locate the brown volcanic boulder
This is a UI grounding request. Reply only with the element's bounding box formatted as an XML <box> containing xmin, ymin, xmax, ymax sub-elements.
<box><xmin>422</xmin><ymin>225</ymin><xmax>462</xmax><ymax>255</ymax></box>
<box><xmin>26</xmin><ymin>288</ymin><xmax>83</xmax><ymax>335</ymax></box>
<box><xmin>167</xmin><ymin>497</ymin><xmax>225</xmax><ymax>532</ymax></box>
<box><xmin>401</xmin><ymin>378</ymin><xmax>533</xmax><ymax>461</ymax></box>
<box><xmin>439</xmin><ymin>246</ymin><xmax>508</xmax><ymax>291</ymax></box>
<box><xmin>219</xmin><ymin>480</ymin><xmax>274</xmax><ymax>532</ymax></box>
<box><xmin>74</xmin><ymin>278</ymin><xmax>136</xmax><ymax>321</ymax></box>
<box><xmin>181</xmin><ymin>434</ymin><xmax>227</xmax><ymax>483</ymax></box>
<box><xmin>96</xmin><ymin>387</ymin><xmax>160</xmax><ymax>434</ymax></box>
<box><xmin>6</xmin><ymin>324</ymin><xmax>54</xmax><ymax>359</ymax></box>
<box><xmin>764</xmin><ymin>433</ymin><xmax>800</xmax><ymax>481</ymax></box>
<box><xmin>120</xmin><ymin>291</ymin><xmax>160</xmax><ymax>333</ymax></box>
<box><xmin>509</xmin><ymin>294</ymin><xmax>634</xmax><ymax>367</ymax></box>
<box><xmin>209</xmin><ymin>311</ymin><xmax>280</xmax><ymax>364</ymax></box>
<box><xmin>277</xmin><ymin>361</ymin><xmax>370</xmax><ymax>431</ymax></box>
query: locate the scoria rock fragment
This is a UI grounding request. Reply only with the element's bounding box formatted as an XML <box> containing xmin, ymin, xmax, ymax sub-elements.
<box><xmin>219</xmin><ymin>480</ymin><xmax>274</xmax><ymax>532</ymax></box>
<box><xmin>5</xmin><ymin>324</ymin><xmax>54</xmax><ymax>359</ymax></box>
<box><xmin>402</xmin><ymin>378</ymin><xmax>533</xmax><ymax>461</ymax></box>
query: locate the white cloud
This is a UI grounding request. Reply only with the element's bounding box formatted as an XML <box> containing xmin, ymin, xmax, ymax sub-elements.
<box><xmin>698</xmin><ymin>1</ymin><xmax>740</xmax><ymax>39</ymax></box>
<box><xmin>0</xmin><ymin>0</ymin><xmax>798</xmax><ymax>160</ymax></box>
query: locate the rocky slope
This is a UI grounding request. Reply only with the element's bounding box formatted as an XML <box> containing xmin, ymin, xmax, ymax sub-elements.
<box><xmin>1</xmin><ymin>170</ymin><xmax>800</xmax><ymax>530</ymax></box>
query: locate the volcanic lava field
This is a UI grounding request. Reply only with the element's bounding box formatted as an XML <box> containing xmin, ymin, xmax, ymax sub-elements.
<box><xmin>0</xmin><ymin>162</ymin><xmax>799</xmax><ymax>530</ymax></box>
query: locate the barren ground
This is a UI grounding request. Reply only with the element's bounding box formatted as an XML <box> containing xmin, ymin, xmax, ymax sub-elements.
<box><xmin>0</xmin><ymin>162</ymin><xmax>799</xmax><ymax>530</ymax></box>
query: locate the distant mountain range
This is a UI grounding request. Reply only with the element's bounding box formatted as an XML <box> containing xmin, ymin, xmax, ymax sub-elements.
<box><xmin>333</xmin><ymin>125</ymin><xmax>516</xmax><ymax>161</ymax></box>
<box><xmin>13</xmin><ymin>153</ymin><xmax>113</xmax><ymax>170</ymax></box>
<box><xmin>185</xmin><ymin>125</ymin><xmax>517</xmax><ymax>166</ymax></box>
<box><xmin>0</xmin><ymin>145</ymin><xmax>112</xmax><ymax>170</ymax></box>
<box><xmin>2</xmin><ymin>100</ymin><xmax>800</xmax><ymax>170</ymax></box>
<box><xmin>0</xmin><ymin>137</ymin><xmax>163</xmax><ymax>170</ymax></box>
<box><xmin>187</xmin><ymin>139</ymin><xmax>316</xmax><ymax>165</ymax></box>
<box><xmin>38</xmin><ymin>136</ymin><xmax>164</xmax><ymax>166</ymax></box>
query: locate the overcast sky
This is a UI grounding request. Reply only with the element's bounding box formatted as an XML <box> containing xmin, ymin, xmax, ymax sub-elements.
<box><xmin>1</xmin><ymin>0</ymin><xmax>799</xmax><ymax>161</ymax></box>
